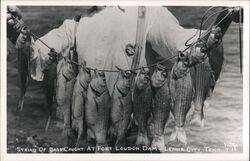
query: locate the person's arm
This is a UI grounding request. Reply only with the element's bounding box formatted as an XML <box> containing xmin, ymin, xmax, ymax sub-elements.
<box><xmin>30</xmin><ymin>19</ymin><xmax>76</xmax><ymax>81</ymax></box>
<box><xmin>7</xmin><ymin>6</ymin><xmax>24</xmax><ymax>44</ymax></box>
<box><xmin>146</xmin><ymin>7</ymin><xmax>198</xmax><ymax>62</ymax></box>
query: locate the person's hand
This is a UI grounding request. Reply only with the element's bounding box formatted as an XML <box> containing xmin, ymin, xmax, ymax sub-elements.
<box><xmin>7</xmin><ymin>6</ymin><xmax>24</xmax><ymax>42</ymax></box>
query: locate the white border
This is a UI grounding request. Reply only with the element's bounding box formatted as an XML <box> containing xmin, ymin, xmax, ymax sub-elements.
<box><xmin>1</xmin><ymin>1</ymin><xmax>249</xmax><ymax>161</ymax></box>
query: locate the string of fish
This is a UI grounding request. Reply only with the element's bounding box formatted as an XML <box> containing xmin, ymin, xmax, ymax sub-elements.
<box><xmin>10</xmin><ymin>6</ymin><xmax>240</xmax><ymax>73</ymax></box>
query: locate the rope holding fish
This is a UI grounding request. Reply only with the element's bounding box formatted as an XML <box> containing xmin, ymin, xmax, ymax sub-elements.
<box><xmin>10</xmin><ymin>6</ymin><xmax>240</xmax><ymax>74</ymax></box>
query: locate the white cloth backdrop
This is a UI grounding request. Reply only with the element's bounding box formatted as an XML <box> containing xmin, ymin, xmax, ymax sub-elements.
<box><xmin>30</xmin><ymin>6</ymin><xmax>198</xmax><ymax>94</ymax></box>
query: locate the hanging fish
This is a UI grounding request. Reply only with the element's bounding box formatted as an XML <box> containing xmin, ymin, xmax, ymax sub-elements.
<box><xmin>133</xmin><ymin>67</ymin><xmax>152</xmax><ymax>147</ymax></box>
<box><xmin>54</xmin><ymin>48</ymin><xmax>78</xmax><ymax>146</ymax></box>
<box><xmin>71</xmin><ymin>67</ymin><xmax>91</xmax><ymax>147</ymax></box>
<box><xmin>16</xmin><ymin>26</ymin><xmax>32</xmax><ymax>112</ymax></box>
<box><xmin>111</xmin><ymin>68</ymin><xmax>133</xmax><ymax>149</ymax></box>
<box><xmin>169</xmin><ymin>59</ymin><xmax>193</xmax><ymax>146</ymax></box>
<box><xmin>189</xmin><ymin>27</ymin><xmax>223</xmax><ymax>128</ymax></box>
<box><xmin>85</xmin><ymin>70</ymin><xmax>110</xmax><ymax>153</ymax></box>
<box><xmin>150</xmin><ymin>64</ymin><xmax>171</xmax><ymax>152</ymax></box>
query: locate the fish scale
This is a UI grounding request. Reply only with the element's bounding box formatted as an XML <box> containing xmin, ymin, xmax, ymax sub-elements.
<box><xmin>172</xmin><ymin>72</ymin><xmax>193</xmax><ymax>127</ymax></box>
<box><xmin>192</xmin><ymin>60</ymin><xmax>211</xmax><ymax>119</ymax></box>
<box><xmin>169</xmin><ymin>63</ymin><xmax>193</xmax><ymax>146</ymax></box>
<box><xmin>85</xmin><ymin>72</ymin><xmax>110</xmax><ymax>153</ymax></box>
<box><xmin>72</xmin><ymin>68</ymin><xmax>91</xmax><ymax>148</ymax></box>
<box><xmin>94</xmin><ymin>90</ymin><xmax>110</xmax><ymax>144</ymax></box>
<box><xmin>133</xmin><ymin>86</ymin><xmax>152</xmax><ymax>133</ymax></box>
<box><xmin>152</xmin><ymin>82</ymin><xmax>170</xmax><ymax>135</ymax></box>
<box><xmin>16</xmin><ymin>27</ymin><xmax>31</xmax><ymax>112</ymax></box>
<box><xmin>111</xmin><ymin>71</ymin><xmax>132</xmax><ymax>149</ymax></box>
<box><xmin>150</xmin><ymin>66</ymin><xmax>171</xmax><ymax>152</ymax></box>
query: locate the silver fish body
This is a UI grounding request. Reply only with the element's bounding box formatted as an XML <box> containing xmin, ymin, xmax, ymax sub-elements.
<box><xmin>55</xmin><ymin>50</ymin><xmax>78</xmax><ymax>145</ymax></box>
<box><xmin>16</xmin><ymin>27</ymin><xmax>31</xmax><ymax>112</ymax></box>
<box><xmin>190</xmin><ymin>58</ymin><xmax>213</xmax><ymax>128</ymax></box>
<box><xmin>169</xmin><ymin>61</ymin><xmax>193</xmax><ymax>146</ymax></box>
<box><xmin>85</xmin><ymin>71</ymin><xmax>110</xmax><ymax>153</ymax></box>
<box><xmin>133</xmin><ymin>68</ymin><xmax>152</xmax><ymax>147</ymax></box>
<box><xmin>189</xmin><ymin>29</ymin><xmax>224</xmax><ymax>127</ymax></box>
<box><xmin>150</xmin><ymin>65</ymin><xmax>171</xmax><ymax>152</ymax></box>
<box><xmin>111</xmin><ymin>70</ymin><xmax>133</xmax><ymax>149</ymax></box>
<box><xmin>71</xmin><ymin>67</ymin><xmax>91</xmax><ymax>147</ymax></box>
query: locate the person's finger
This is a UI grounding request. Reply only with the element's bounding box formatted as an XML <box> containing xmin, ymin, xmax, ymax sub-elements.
<box><xmin>13</xmin><ymin>21</ymin><xmax>23</xmax><ymax>33</ymax></box>
<box><xmin>7</xmin><ymin>13</ymin><xmax>12</xmax><ymax>21</ymax></box>
<box><xmin>7</xmin><ymin>5</ymin><xmax>22</xmax><ymax>19</ymax></box>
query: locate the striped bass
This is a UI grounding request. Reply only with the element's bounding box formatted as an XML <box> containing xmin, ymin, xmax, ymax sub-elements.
<box><xmin>85</xmin><ymin>70</ymin><xmax>110</xmax><ymax>153</ymax></box>
<box><xmin>133</xmin><ymin>67</ymin><xmax>152</xmax><ymax>147</ymax></box>
<box><xmin>150</xmin><ymin>64</ymin><xmax>171</xmax><ymax>152</ymax></box>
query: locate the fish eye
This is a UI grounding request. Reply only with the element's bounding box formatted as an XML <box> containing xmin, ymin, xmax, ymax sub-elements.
<box><xmin>162</xmin><ymin>71</ymin><xmax>167</xmax><ymax>77</ymax></box>
<box><xmin>157</xmin><ymin>67</ymin><xmax>163</xmax><ymax>71</ymax></box>
<box><xmin>124</xmin><ymin>71</ymin><xmax>131</xmax><ymax>78</ymax></box>
<box><xmin>142</xmin><ymin>67</ymin><xmax>149</xmax><ymax>74</ymax></box>
<box><xmin>98</xmin><ymin>71</ymin><xmax>105</xmax><ymax>77</ymax></box>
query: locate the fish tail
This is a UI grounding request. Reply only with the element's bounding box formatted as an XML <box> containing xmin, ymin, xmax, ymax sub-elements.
<box><xmin>135</xmin><ymin>132</ymin><xmax>150</xmax><ymax>146</ymax></box>
<box><xmin>190</xmin><ymin>110</ymin><xmax>205</xmax><ymax>128</ymax></box>
<box><xmin>151</xmin><ymin>134</ymin><xmax>165</xmax><ymax>153</ymax></box>
<box><xmin>17</xmin><ymin>96</ymin><xmax>25</xmax><ymax>112</ymax></box>
<box><xmin>169</xmin><ymin>126</ymin><xmax>187</xmax><ymax>146</ymax></box>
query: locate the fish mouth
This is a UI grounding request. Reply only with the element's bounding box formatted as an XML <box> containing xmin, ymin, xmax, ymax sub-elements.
<box><xmin>143</xmin><ymin>76</ymin><xmax>150</xmax><ymax>84</ymax></box>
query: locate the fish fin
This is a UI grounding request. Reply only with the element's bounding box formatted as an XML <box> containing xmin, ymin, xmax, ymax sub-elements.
<box><xmin>135</xmin><ymin>132</ymin><xmax>150</xmax><ymax>146</ymax></box>
<box><xmin>207</xmin><ymin>87</ymin><xmax>213</xmax><ymax>98</ymax></box>
<box><xmin>169</xmin><ymin>127</ymin><xmax>187</xmax><ymax>146</ymax></box>
<box><xmin>127</xmin><ymin>117</ymin><xmax>133</xmax><ymax>131</ymax></box>
<box><xmin>17</xmin><ymin>95</ymin><xmax>25</xmax><ymax>112</ymax></box>
<box><xmin>44</xmin><ymin>115</ymin><xmax>51</xmax><ymax>133</ymax></box>
<box><xmin>94</xmin><ymin>93</ymin><xmax>104</xmax><ymax>112</ymax></box>
<box><xmin>190</xmin><ymin>111</ymin><xmax>205</xmax><ymax>128</ymax></box>
<box><xmin>186</xmin><ymin>101</ymin><xmax>195</xmax><ymax>123</ymax></box>
<box><xmin>204</xmin><ymin>100</ymin><xmax>210</xmax><ymax>109</ymax></box>
<box><xmin>87</xmin><ymin>128</ymin><xmax>96</xmax><ymax>140</ymax></box>
<box><xmin>108</xmin><ymin>125</ymin><xmax>116</xmax><ymax>138</ymax></box>
<box><xmin>118</xmin><ymin>97</ymin><xmax>125</xmax><ymax>121</ymax></box>
<box><xmin>147</xmin><ymin>113</ymin><xmax>153</xmax><ymax>125</ymax></box>
<box><xmin>169</xmin><ymin>111</ymin><xmax>175</xmax><ymax>121</ymax></box>
<box><xmin>151</xmin><ymin>135</ymin><xmax>165</xmax><ymax>153</ymax></box>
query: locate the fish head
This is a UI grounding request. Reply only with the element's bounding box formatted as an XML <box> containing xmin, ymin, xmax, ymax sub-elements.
<box><xmin>188</xmin><ymin>44</ymin><xmax>206</xmax><ymax>65</ymax></box>
<box><xmin>90</xmin><ymin>70</ymin><xmax>107</xmax><ymax>95</ymax></box>
<box><xmin>80</xmin><ymin>66</ymin><xmax>91</xmax><ymax>83</ymax></box>
<box><xmin>20</xmin><ymin>27</ymin><xmax>31</xmax><ymax>42</ymax></box>
<box><xmin>16</xmin><ymin>26</ymin><xmax>31</xmax><ymax>47</ymax></box>
<box><xmin>116</xmin><ymin>70</ymin><xmax>132</xmax><ymax>95</ymax></box>
<box><xmin>61</xmin><ymin>58</ymin><xmax>77</xmax><ymax>81</ymax></box>
<box><xmin>206</xmin><ymin>26</ymin><xmax>223</xmax><ymax>49</ymax></box>
<box><xmin>95</xmin><ymin>70</ymin><xmax>107</xmax><ymax>86</ymax></box>
<box><xmin>229</xmin><ymin>7</ymin><xmax>243</xmax><ymax>23</ymax></box>
<box><xmin>172</xmin><ymin>59</ymin><xmax>189</xmax><ymax>80</ymax></box>
<box><xmin>151</xmin><ymin>64</ymin><xmax>168</xmax><ymax>88</ymax></box>
<box><xmin>135</xmin><ymin>67</ymin><xmax>150</xmax><ymax>90</ymax></box>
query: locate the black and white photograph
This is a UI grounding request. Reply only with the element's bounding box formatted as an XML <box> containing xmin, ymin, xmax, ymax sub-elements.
<box><xmin>1</xmin><ymin>0</ymin><xmax>249</xmax><ymax>161</ymax></box>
